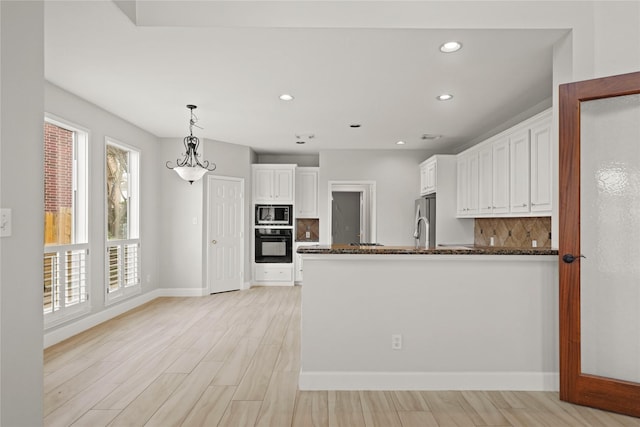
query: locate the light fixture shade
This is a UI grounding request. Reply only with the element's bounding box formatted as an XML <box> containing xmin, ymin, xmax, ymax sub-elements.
<box><xmin>174</xmin><ymin>165</ymin><xmax>209</xmax><ymax>183</ymax></box>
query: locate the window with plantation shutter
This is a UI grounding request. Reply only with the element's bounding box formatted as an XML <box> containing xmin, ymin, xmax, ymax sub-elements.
<box><xmin>105</xmin><ymin>138</ymin><xmax>141</xmax><ymax>304</ymax></box>
<box><xmin>43</xmin><ymin>116</ymin><xmax>90</xmax><ymax>327</ymax></box>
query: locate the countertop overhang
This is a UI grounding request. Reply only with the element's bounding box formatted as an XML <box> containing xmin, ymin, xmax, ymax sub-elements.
<box><xmin>297</xmin><ymin>244</ymin><xmax>558</xmax><ymax>256</ymax></box>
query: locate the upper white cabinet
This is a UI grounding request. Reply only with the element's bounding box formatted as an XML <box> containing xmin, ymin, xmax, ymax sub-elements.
<box><xmin>530</xmin><ymin>118</ymin><xmax>553</xmax><ymax>212</ymax></box>
<box><xmin>252</xmin><ymin>164</ymin><xmax>296</xmax><ymax>203</ymax></box>
<box><xmin>456</xmin><ymin>108</ymin><xmax>552</xmax><ymax>218</ymax></box>
<box><xmin>456</xmin><ymin>151</ymin><xmax>479</xmax><ymax>216</ymax></box>
<box><xmin>478</xmin><ymin>145</ymin><xmax>493</xmax><ymax>215</ymax></box>
<box><xmin>491</xmin><ymin>137</ymin><xmax>510</xmax><ymax>214</ymax></box>
<box><xmin>295</xmin><ymin>167</ymin><xmax>319</xmax><ymax>218</ymax></box>
<box><xmin>420</xmin><ymin>157</ymin><xmax>437</xmax><ymax>195</ymax></box>
<box><xmin>509</xmin><ymin>129</ymin><xmax>531</xmax><ymax>214</ymax></box>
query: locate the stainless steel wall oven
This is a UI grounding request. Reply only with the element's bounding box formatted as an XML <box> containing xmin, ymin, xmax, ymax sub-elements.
<box><xmin>254</xmin><ymin>228</ymin><xmax>293</xmax><ymax>263</ymax></box>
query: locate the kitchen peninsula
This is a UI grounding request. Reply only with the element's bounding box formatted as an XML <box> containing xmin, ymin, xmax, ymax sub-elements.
<box><xmin>297</xmin><ymin>245</ymin><xmax>559</xmax><ymax>391</ymax></box>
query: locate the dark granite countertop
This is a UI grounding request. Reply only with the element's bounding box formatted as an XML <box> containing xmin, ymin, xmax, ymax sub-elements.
<box><xmin>296</xmin><ymin>244</ymin><xmax>558</xmax><ymax>256</ymax></box>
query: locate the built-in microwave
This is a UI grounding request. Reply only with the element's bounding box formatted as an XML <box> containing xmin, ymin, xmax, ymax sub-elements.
<box><xmin>255</xmin><ymin>204</ymin><xmax>292</xmax><ymax>226</ymax></box>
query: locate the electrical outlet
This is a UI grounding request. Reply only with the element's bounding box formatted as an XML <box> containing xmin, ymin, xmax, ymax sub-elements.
<box><xmin>305</xmin><ymin>231</ymin><xmax>311</xmax><ymax>239</ymax></box>
<box><xmin>391</xmin><ymin>334</ymin><xmax>402</xmax><ymax>350</ymax></box>
<box><xmin>0</xmin><ymin>209</ymin><xmax>12</xmax><ymax>237</ymax></box>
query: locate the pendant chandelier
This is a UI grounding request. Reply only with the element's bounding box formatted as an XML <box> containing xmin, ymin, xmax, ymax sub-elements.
<box><xmin>166</xmin><ymin>104</ymin><xmax>216</xmax><ymax>184</ymax></box>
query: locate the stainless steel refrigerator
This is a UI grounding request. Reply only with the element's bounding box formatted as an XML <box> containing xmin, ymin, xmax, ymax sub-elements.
<box><xmin>414</xmin><ymin>194</ymin><xmax>436</xmax><ymax>248</ymax></box>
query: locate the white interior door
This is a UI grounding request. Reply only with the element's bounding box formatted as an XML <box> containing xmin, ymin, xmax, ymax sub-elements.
<box><xmin>207</xmin><ymin>176</ymin><xmax>244</xmax><ymax>293</ymax></box>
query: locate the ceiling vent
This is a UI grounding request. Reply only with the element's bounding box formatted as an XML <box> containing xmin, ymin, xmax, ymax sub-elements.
<box><xmin>421</xmin><ymin>134</ymin><xmax>442</xmax><ymax>141</ymax></box>
<box><xmin>295</xmin><ymin>133</ymin><xmax>315</xmax><ymax>144</ymax></box>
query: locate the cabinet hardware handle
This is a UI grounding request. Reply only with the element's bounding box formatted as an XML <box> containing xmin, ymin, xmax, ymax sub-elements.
<box><xmin>211</xmin><ymin>240</ymin><xmax>217</xmax><ymax>244</ymax></box>
<box><xmin>531</xmin><ymin>202</ymin><xmax>537</xmax><ymax>206</ymax></box>
<box><xmin>522</xmin><ymin>203</ymin><xmax>527</xmax><ymax>207</ymax></box>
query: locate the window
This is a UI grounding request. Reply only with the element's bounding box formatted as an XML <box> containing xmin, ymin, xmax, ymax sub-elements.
<box><xmin>43</xmin><ymin>116</ymin><xmax>89</xmax><ymax>327</ymax></box>
<box><xmin>105</xmin><ymin>138</ymin><xmax>140</xmax><ymax>304</ymax></box>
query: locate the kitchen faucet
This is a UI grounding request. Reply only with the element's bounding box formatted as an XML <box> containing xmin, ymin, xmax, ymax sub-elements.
<box><xmin>414</xmin><ymin>216</ymin><xmax>429</xmax><ymax>249</ymax></box>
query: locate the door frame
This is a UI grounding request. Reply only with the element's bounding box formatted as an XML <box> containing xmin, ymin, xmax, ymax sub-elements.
<box><xmin>559</xmin><ymin>70</ymin><xmax>640</xmax><ymax>416</ymax></box>
<box><xmin>204</xmin><ymin>175</ymin><xmax>245</xmax><ymax>293</ymax></box>
<box><xmin>328</xmin><ymin>181</ymin><xmax>376</xmax><ymax>244</ymax></box>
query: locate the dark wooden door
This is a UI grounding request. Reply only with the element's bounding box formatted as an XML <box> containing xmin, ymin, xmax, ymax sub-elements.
<box><xmin>559</xmin><ymin>71</ymin><xmax>640</xmax><ymax>417</ymax></box>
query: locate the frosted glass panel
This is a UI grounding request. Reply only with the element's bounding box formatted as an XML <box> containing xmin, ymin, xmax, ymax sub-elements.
<box><xmin>580</xmin><ymin>94</ymin><xmax>640</xmax><ymax>383</ymax></box>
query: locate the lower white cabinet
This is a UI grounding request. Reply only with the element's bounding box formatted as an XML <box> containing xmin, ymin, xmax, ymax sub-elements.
<box><xmin>295</xmin><ymin>242</ymin><xmax>317</xmax><ymax>283</ymax></box>
<box><xmin>254</xmin><ymin>264</ymin><xmax>293</xmax><ymax>283</ymax></box>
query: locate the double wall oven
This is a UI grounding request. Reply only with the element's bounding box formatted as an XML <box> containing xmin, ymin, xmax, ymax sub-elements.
<box><xmin>254</xmin><ymin>204</ymin><xmax>293</xmax><ymax>264</ymax></box>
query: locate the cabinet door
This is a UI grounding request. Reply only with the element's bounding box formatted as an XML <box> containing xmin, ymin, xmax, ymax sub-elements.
<box><xmin>295</xmin><ymin>251</ymin><xmax>303</xmax><ymax>282</ymax></box>
<box><xmin>420</xmin><ymin>164</ymin><xmax>429</xmax><ymax>195</ymax></box>
<box><xmin>478</xmin><ymin>146</ymin><xmax>493</xmax><ymax>215</ymax></box>
<box><xmin>456</xmin><ymin>156</ymin><xmax>469</xmax><ymax>216</ymax></box>
<box><xmin>467</xmin><ymin>153</ymin><xmax>479</xmax><ymax>215</ymax></box>
<box><xmin>425</xmin><ymin>160</ymin><xmax>437</xmax><ymax>194</ymax></box>
<box><xmin>296</xmin><ymin>169</ymin><xmax>319</xmax><ymax>218</ymax></box>
<box><xmin>530</xmin><ymin>120</ymin><xmax>553</xmax><ymax>213</ymax></box>
<box><xmin>509</xmin><ymin>129</ymin><xmax>531</xmax><ymax>213</ymax></box>
<box><xmin>273</xmin><ymin>169</ymin><xmax>294</xmax><ymax>202</ymax></box>
<box><xmin>253</xmin><ymin>168</ymin><xmax>274</xmax><ymax>202</ymax></box>
<box><xmin>492</xmin><ymin>138</ymin><xmax>510</xmax><ymax>214</ymax></box>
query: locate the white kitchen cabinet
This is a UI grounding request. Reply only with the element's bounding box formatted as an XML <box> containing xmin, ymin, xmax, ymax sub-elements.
<box><xmin>456</xmin><ymin>152</ymin><xmax>479</xmax><ymax>216</ymax></box>
<box><xmin>478</xmin><ymin>145</ymin><xmax>493</xmax><ymax>215</ymax></box>
<box><xmin>254</xmin><ymin>264</ymin><xmax>293</xmax><ymax>283</ymax></box>
<box><xmin>456</xmin><ymin>155</ymin><xmax>469</xmax><ymax>216</ymax></box>
<box><xmin>509</xmin><ymin>129</ymin><xmax>531</xmax><ymax>214</ymax></box>
<box><xmin>456</xmin><ymin>108</ymin><xmax>552</xmax><ymax>218</ymax></box>
<box><xmin>295</xmin><ymin>241</ymin><xmax>317</xmax><ymax>283</ymax></box>
<box><xmin>419</xmin><ymin>157</ymin><xmax>437</xmax><ymax>195</ymax></box>
<box><xmin>295</xmin><ymin>167</ymin><xmax>319</xmax><ymax>218</ymax></box>
<box><xmin>252</xmin><ymin>164</ymin><xmax>295</xmax><ymax>203</ymax></box>
<box><xmin>530</xmin><ymin>117</ymin><xmax>553</xmax><ymax>213</ymax></box>
<box><xmin>491</xmin><ymin>137</ymin><xmax>510</xmax><ymax>214</ymax></box>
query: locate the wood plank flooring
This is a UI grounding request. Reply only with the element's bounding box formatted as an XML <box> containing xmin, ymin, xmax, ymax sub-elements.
<box><xmin>44</xmin><ymin>286</ymin><xmax>640</xmax><ymax>426</ymax></box>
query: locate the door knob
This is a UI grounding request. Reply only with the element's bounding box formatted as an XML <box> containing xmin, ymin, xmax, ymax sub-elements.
<box><xmin>562</xmin><ymin>253</ymin><xmax>585</xmax><ymax>264</ymax></box>
<box><xmin>211</xmin><ymin>240</ymin><xmax>217</xmax><ymax>244</ymax></box>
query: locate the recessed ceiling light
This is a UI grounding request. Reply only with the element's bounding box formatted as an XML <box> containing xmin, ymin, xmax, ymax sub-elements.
<box><xmin>436</xmin><ymin>94</ymin><xmax>453</xmax><ymax>101</ymax></box>
<box><xmin>440</xmin><ymin>41</ymin><xmax>462</xmax><ymax>53</ymax></box>
<box><xmin>396</xmin><ymin>141</ymin><xmax>406</xmax><ymax>145</ymax></box>
<box><xmin>279</xmin><ymin>94</ymin><xmax>294</xmax><ymax>101</ymax></box>
<box><xmin>296</xmin><ymin>140</ymin><xmax>306</xmax><ymax>144</ymax></box>
<box><xmin>349</xmin><ymin>124</ymin><xmax>361</xmax><ymax>128</ymax></box>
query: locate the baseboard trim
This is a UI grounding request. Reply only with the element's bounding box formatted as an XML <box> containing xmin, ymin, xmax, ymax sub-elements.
<box><xmin>44</xmin><ymin>287</ymin><xmax>208</xmax><ymax>348</ymax></box>
<box><xmin>160</xmin><ymin>288</ymin><xmax>208</xmax><ymax>297</ymax></box>
<box><xmin>298</xmin><ymin>371</ymin><xmax>559</xmax><ymax>391</ymax></box>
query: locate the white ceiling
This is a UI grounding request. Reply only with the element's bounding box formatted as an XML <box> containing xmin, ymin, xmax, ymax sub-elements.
<box><xmin>44</xmin><ymin>1</ymin><xmax>567</xmax><ymax>154</ymax></box>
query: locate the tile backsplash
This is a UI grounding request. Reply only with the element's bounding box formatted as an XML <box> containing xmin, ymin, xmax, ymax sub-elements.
<box><xmin>296</xmin><ymin>218</ymin><xmax>319</xmax><ymax>241</ymax></box>
<box><xmin>474</xmin><ymin>217</ymin><xmax>551</xmax><ymax>248</ymax></box>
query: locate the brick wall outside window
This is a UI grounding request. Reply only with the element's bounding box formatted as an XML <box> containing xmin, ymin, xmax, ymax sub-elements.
<box><xmin>44</xmin><ymin>122</ymin><xmax>74</xmax><ymax>245</ymax></box>
<box><xmin>44</xmin><ymin>122</ymin><xmax>73</xmax><ymax>213</ymax></box>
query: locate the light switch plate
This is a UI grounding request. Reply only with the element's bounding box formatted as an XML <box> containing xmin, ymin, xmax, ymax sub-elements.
<box><xmin>0</xmin><ymin>208</ymin><xmax>12</xmax><ymax>237</ymax></box>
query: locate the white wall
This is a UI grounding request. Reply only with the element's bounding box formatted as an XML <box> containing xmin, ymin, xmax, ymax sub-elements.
<box><xmin>319</xmin><ymin>150</ymin><xmax>434</xmax><ymax>245</ymax></box>
<box><xmin>0</xmin><ymin>2</ymin><xmax>44</xmax><ymax>425</ymax></box>
<box><xmin>44</xmin><ymin>83</ymin><xmax>161</xmax><ymax>311</ymax></box>
<box><xmin>159</xmin><ymin>137</ymin><xmax>253</xmax><ymax>292</ymax></box>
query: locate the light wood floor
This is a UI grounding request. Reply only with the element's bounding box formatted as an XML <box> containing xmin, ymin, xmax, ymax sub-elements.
<box><xmin>44</xmin><ymin>286</ymin><xmax>640</xmax><ymax>427</ymax></box>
